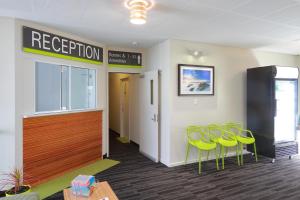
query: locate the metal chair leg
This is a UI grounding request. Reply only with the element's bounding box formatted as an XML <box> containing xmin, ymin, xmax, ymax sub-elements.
<box><xmin>221</xmin><ymin>145</ymin><xmax>225</xmax><ymax>170</ymax></box>
<box><xmin>253</xmin><ymin>142</ymin><xmax>258</xmax><ymax>162</ymax></box>
<box><xmin>240</xmin><ymin>143</ymin><xmax>244</xmax><ymax>165</ymax></box>
<box><xmin>185</xmin><ymin>143</ymin><xmax>190</xmax><ymax>165</ymax></box>
<box><xmin>236</xmin><ymin>145</ymin><xmax>240</xmax><ymax>166</ymax></box>
<box><xmin>215</xmin><ymin>148</ymin><xmax>219</xmax><ymax>171</ymax></box>
<box><xmin>198</xmin><ymin>149</ymin><xmax>202</xmax><ymax>174</ymax></box>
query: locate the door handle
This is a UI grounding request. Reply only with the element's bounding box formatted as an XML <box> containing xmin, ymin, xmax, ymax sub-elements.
<box><xmin>151</xmin><ymin>114</ymin><xmax>156</xmax><ymax>121</ymax></box>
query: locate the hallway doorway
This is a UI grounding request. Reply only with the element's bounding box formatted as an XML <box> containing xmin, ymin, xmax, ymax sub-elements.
<box><xmin>108</xmin><ymin>73</ymin><xmax>139</xmax><ymax>151</ymax></box>
<box><xmin>108</xmin><ymin>71</ymin><xmax>160</xmax><ymax>162</ymax></box>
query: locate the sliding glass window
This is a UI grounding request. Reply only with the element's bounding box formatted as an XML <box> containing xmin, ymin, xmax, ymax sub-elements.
<box><xmin>35</xmin><ymin>62</ymin><xmax>96</xmax><ymax>113</ymax></box>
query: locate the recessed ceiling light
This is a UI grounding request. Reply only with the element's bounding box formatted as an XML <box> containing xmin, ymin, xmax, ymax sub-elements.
<box><xmin>124</xmin><ymin>0</ymin><xmax>154</xmax><ymax>25</ymax></box>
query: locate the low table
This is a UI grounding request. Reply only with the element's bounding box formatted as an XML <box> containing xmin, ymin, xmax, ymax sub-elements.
<box><xmin>63</xmin><ymin>181</ymin><xmax>119</xmax><ymax>200</ymax></box>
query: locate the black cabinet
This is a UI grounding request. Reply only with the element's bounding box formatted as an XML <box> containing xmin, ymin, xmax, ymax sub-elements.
<box><xmin>247</xmin><ymin>66</ymin><xmax>298</xmax><ymax>159</ymax></box>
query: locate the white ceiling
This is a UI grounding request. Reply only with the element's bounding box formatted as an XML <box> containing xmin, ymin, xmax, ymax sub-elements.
<box><xmin>1</xmin><ymin>0</ymin><xmax>300</xmax><ymax>54</ymax></box>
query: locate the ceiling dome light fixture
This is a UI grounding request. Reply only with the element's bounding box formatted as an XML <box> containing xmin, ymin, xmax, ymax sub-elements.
<box><xmin>125</xmin><ymin>0</ymin><xmax>154</xmax><ymax>25</ymax></box>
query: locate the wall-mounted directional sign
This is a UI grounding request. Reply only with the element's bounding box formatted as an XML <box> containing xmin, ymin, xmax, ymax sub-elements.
<box><xmin>108</xmin><ymin>50</ymin><xmax>142</xmax><ymax>68</ymax></box>
<box><xmin>23</xmin><ymin>26</ymin><xmax>103</xmax><ymax>65</ymax></box>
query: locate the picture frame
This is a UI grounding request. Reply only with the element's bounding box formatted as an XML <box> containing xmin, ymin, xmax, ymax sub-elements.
<box><xmin>178</xmin><ymin>64</ymin><xmax>215</xmax><ymax>96</ymax></box>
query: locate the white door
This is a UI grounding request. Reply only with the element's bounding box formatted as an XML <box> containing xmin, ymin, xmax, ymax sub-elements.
<box><xmin>140</xmin><ymin>70</ymin><xmax>159</xmax><ymax>162</ymax></box>
<box><xmin>120</xmin><ymin>78</ymin><xmax>129</xmax><ymax>140</ymax></box>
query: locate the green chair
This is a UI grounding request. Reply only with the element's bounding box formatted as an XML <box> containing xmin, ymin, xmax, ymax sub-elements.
<box><xmin>185</xmin><ymin>126</ymin><xmax>219</xmax><ymax>174</ymax></box>
<box><xmin>207</xmin><ymin>124</ymin><xmax>240</xmax><ymax>169</ymax></box>
<box><xmin>224</xmin><ymin>122</ymin><xmax>258</xmax><ymax>165</ymax></box>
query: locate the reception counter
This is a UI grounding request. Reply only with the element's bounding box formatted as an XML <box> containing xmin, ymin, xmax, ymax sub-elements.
<box><xmin>23</xmin><ymin>110</ymin><xmax>102</xmax><ymax>185</ymax></box>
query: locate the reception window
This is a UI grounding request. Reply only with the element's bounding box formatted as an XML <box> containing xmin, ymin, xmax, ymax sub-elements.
<box><xmin>35</xmin><ymin>62</ymin><xmax>96</xmax><ymax>113</ymax></box>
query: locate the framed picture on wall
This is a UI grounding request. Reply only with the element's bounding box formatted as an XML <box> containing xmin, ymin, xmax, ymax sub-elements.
<box><xmin>178</xmin><ymin>64</ymin><xmax>214</xmax><ymax>96</ymax></box>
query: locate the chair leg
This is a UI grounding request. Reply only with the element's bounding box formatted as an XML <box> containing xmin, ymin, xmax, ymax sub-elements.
<box><xmin>221</xmin><ymin>145</ymin><xmax>225</xmax><ymax>170</ymax></box>
<box><xmin>198</xmin><ymin>149</ymin><xmax>202</xmax><ymax>174</ymax></box>
<box><xmin>236</xmin><ymin>145</ymin><xmax>240</xmax><ymax>166</ymax></box>
<box><xmin>240</xmin><ymin>143</ymin><xmax>244</xmax><ymax>165</ymax></box>
<box><xmin>215</xmin><ymin>148</ymin><xmax>219</xmax><ymax>171</ymax></box>
<box><xmin>207</xmin><ymin>151</ymin><xmax>210</xmax><ymax>161</ymax></box>
<box><xmin>185</xmin><ymin>143</ymin><xmax>190</xmax><ymax>165</ymax></box>
<box><xmin>253</xmin><ymin>142</ymin><xmax>258</xmax><ymax>162</ymax></box>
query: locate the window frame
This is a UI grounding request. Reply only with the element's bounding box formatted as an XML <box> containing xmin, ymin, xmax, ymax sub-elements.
<box><xmin>34</xmin><ymin>61</ymin><xmax>97</xmax><ymax>114</ymax></box>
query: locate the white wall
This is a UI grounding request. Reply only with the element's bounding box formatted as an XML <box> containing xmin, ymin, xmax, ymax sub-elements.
<box><xmin>146</xmin><ymin>39</ymin><xmax>300</xmax><ymax>167</ymax></box>
<box><xmin>129</xmin><ymin>74</ymin><xmax>140</xmax><ymax>144</ymax></box>
<box><xmin>170</xmin><ymin>40</ymin><xmax>299</xmax><ymax>166</ymax></box>
<box><xmin>0</xmin><ymin>17</ymin><xmax>16</xmax><ymax>173</ymax></box>
<box><xmin>252</xmin><ymin>51</ymin><xmax>299</xmax><ymax>66</ymax></box>
<box><xmin>145</xmin><ymin>40</ymin><xmax>171</xmax><ymax>165</ymax></box>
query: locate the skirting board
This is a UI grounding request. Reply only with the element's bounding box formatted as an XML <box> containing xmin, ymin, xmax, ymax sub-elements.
<box><xmin>140</xmin><ymin>150</ymin><xmax>159</xmax><ymax>163</ymax></box>
<box><xmin>167</xmin><ymin>149</ymin><xmax>250</xmax><ymax>167</ymax></box>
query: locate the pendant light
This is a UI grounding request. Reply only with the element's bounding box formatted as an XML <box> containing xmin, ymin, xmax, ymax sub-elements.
<box><xmin>125</xmin><ymin>0</ymin><xmax>154</xmax><ymax>25</ymax></box>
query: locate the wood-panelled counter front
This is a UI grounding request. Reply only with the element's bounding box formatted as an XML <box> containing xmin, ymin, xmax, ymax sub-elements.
<box><xmin>23</xmin><ymin>110</ymin><xmax>102</xmax><ymax>185</ymax></box>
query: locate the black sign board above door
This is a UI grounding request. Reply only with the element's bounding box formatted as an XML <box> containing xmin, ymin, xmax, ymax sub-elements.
<box><xmin>108</xmin><ymin>50</ymin><xmax>142</xmax><ymax>68</ymax></box>
<box><xmin>23</xmin><ymin>26</ymin><xmax>103</xmax><ymax>65</ymax></box>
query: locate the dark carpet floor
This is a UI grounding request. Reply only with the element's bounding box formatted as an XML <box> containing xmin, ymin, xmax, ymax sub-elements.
<box><xmin>46</xmin><ymin>131</ymin><xmax>300</xmax><ymax>200</ymax></box>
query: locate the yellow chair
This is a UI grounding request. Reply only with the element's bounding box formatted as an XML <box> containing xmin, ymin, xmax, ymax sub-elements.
<box><xmin>224</xmin><ymin>122</ymin><xmax>258</xmax><ymax>165</ymax></box>
<box><xmin>185</xmin><ymin>126</ymin><xmax>219</xmax><ymax>174</ymax></box>
<box><xmin>207</xmin><ymin>124</ymin><xmax>240</xmax><ymax>169</ymax></box>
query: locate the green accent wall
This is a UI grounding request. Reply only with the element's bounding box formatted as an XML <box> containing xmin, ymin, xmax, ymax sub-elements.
<box><xmin>23</xmin><ymin>48</ymin><xmax>102</xmax><ymax>65</ymax></box>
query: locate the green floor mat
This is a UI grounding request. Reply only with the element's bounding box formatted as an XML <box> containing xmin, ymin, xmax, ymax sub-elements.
<box><xmin>32</xmin><ymin>159</ymin><xmax>119</xmax><ymax>199</ymax></box>
<box><xmin>117</xmin><ymin>136</ymin><xmax>130</xmax><ymax>143</ymax></box>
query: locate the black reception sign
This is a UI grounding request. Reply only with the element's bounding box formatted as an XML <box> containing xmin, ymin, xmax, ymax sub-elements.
<box><xmin>23</xmin><ymin>26</ymin><xmax>103</xmax><ymax>64</ymax></box>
